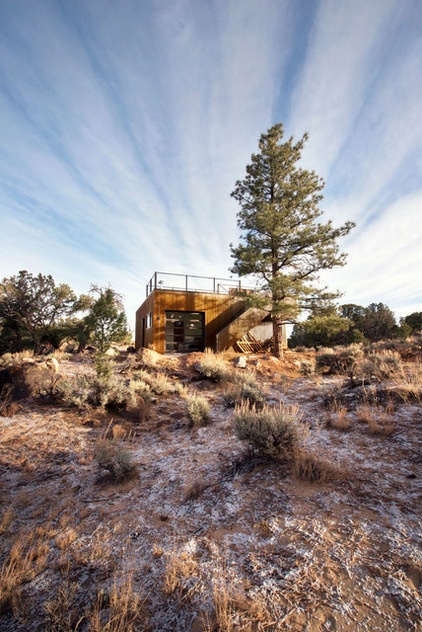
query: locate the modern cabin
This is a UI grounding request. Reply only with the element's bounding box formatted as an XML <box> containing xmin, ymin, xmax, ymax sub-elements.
<box><xmin>135</xmin><ymin>272</ymin><xmax>287</xmax><ymax>354</ymax></box>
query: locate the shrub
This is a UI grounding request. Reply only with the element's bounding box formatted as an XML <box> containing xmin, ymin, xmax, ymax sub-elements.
<box><xmin>234</xmin><ymin>402</ymin><xmax>300</xmax><ymax>460</ymax></box>
<box><xmin>222</xmin><ymin>379</ymin><xmax>266</xmax><ymax>409</ymax></box>
<box><xmin>94</xmin><ymin>439</ymin><xmax>135</xmax><ymax>481</ymax></box>
<box><xmin>300</xmin><ymin>359</ymin><xmax>316</xmax><ymax>375</ymax></box>
<box><xmin>57</xmin><ymin>372</ymin><xmax>141</xmax><ymax>412</ymax></box>
<box><xmin>0</xmin><ymin>350</ymin><xmax>34</xmax><ymax>369</ymax></box>
<box><xmin>365</xmin><ymin>350</ymin><xmax>402</xmax><ymax>378</ymax></box>
<box><xmin>350</xmin><ymin>350</ymin><xmax>403</xmax><ymax>384</ymax></box>
<box><xmin>131</xmin><ymin>369</ymin><xmax>175</xmax><ymax>396</ymax></box>
<box><xmin>56</xmin><ymin>375</ymin><xmax>92</xmax><ymax>410</ymax></box>
<box><xmin>316</xmin><ymin>344</ymin><xmax>364</xmax><ymax>374</ymax></box>
<box><xmin>193</xmin><ymin>351</ymin><xmax>231</xmax><ymax>382</ymax></box>
<box><xmin>185</xmin><ymin>394</ymin><xmax>210</xmax><ymax>427</ymax></box>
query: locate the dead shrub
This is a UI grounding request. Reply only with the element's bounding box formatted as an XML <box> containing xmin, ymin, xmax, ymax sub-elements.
<box><xmin>0</xmin><ymin>383</ymin><xmax>15</xmax><ymax>416</ymax></box>
<box><xmin>183</xmin><ymin>480</ymin><xmax>208</xmax><ymax>502</ymax></box>
<box><xmin>0</xmin><ymin>508</ymin><xmax>14</xmax><ymax>535</ymax></box>
<box><xmin>300</xmin><ymin>359</ymin><xmax>316</xmax><ymax>375</ymax></box>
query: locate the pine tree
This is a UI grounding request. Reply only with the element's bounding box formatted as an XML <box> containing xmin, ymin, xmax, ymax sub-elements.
<box><xmin>230</xmin><ymin>123</ymin><xmax>355</xmax><ymax>358</ymax></box>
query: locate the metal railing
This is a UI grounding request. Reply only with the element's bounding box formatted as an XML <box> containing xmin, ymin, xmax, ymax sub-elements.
<box><xmin>146</xmin><ymin>272</ymin><xmax>251</xmax><ymax>296</ymax></box>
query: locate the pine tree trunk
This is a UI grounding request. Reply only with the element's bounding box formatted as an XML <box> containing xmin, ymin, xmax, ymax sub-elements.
<box><xmin>272</xmin><ymin>315</ymin><xmax>284</xmax><ymax>360</ymax></box>
<box><xmin>33</xmin><ymin>331</ymin><xmax>42</xmax><ymax>356</ymax></box>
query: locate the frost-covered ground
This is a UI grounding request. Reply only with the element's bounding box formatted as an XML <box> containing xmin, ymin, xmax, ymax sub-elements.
<box><xmin>0</xmin><ymin>351</ymin><xmax>421</xmax><ymax>631</ymax></box>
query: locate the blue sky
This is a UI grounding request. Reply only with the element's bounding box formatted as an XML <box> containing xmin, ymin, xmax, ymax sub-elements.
<box><xmin>1</xmin><ymin>0</ymin><xmax>421</xmax><ymax>331</ymax></box>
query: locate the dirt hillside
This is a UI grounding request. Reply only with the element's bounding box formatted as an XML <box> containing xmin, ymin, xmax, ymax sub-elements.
<box><xmin>0</xmin><ymin>348</ymin><xmax>421</xmax><ymax>631</ymax></box>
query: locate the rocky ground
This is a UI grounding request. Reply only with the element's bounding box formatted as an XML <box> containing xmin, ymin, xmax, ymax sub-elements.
<box><xmin>0</xmin><ymin>348</ymin><xmax>421</xmax><ymax>631</ymax></box>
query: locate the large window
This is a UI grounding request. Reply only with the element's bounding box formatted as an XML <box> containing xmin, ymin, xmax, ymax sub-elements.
<box><xmin>165</xmin><ymin>311</ymin><xmax>205</xmax><ymax>353</ymax></box>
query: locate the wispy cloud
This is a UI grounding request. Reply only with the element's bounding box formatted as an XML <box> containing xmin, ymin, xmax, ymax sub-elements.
<box><xmin>0</xmin><ymin>0</ymin><xmax>421</xmax><ymax>328</ymax></box>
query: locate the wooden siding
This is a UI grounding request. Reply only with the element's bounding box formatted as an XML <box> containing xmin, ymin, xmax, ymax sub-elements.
<box><xmin>135</xmin><ymin>289</ymin><xmax>245</xmax><ymax>353</ymax></box>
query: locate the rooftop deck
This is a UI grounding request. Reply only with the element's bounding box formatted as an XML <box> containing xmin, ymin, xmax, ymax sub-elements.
<box><xmin>145</xmin><ymin>272</ymin><xmax>252</xmax><ymax>297</ymax></box>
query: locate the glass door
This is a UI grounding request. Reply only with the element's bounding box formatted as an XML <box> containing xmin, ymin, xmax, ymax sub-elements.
<box><xmin>165</xmin><ymin>311</ymin><xmax>205</xmax><ymax>353</ymax></box>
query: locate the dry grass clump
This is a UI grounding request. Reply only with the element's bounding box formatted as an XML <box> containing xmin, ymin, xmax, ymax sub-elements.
<box><xmin>234</xmin><ymin>402</ymin><xmax>300</xmax><ymax>461</ymax></box>
<box><xmin>44</xmin><ymin>579</ymin><xmax>80</xmax><ymax>632</ymax></box>
<box><xmin>94</xmin><ymin>439</ymin><xmax>136</xmax><ymax>481</ymax></box>
<box><xmin>356</xmin><ymin>404</ymin><xmax>395</xmax><ymax>436</ymax></box>
<box><xmin>326</xmin><ymin>403</ymin><xmax>352</xmax><ymax>432</ymax></box>
<box><xmin>291</xmin><ymin>448</ymin><xmax>345</xmax><ymax>483</ymax></box>
<box><xmin>185</xmin><ymin>393</ymin><xmax>211</xmax><ymax>427</ymax></box>
<box><xmin>163</xmin><ymin>548</ymin><xmax>198</xmax><ymax>594</ymax></box>
<box><xmin>0</xmin><ymin>530</ymin><xmax>49</xmax><ymax>617</ymax></box>
<box><xmin>204</xmin><ymin>561</ymin><xmax>273</xmax><ymax>632</ymax></box>
<box><xmin>390</xmin><ymin>364</ymin><xmax>422</xmax><ymax>402</ymax></box>
<box><xmin>86</xmin><ymin>573</ymin><xmax>149</xmax><ymax>632</ymax></box>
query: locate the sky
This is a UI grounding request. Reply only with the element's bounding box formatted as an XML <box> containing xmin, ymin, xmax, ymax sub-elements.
<box><xmin>1</xmin><ymin>0</ymin><xmax>422</xmax><ymax>332</ymax></box>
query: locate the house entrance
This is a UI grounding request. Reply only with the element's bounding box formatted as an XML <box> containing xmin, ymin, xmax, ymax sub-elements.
<box><xmin>165</xmin><ymin>311</ymin><xmax>205</xmax><ymax>353</ymax></box>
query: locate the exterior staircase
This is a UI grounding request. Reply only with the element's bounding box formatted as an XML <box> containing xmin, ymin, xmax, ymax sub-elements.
<box><xmin>215</xmin><ymin>306</ymin><xmax>268</xmax><ymax>351</ymax></box>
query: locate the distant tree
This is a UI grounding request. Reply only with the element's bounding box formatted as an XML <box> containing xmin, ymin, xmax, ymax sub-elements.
<box><xmin>289</xmin><ymin>311</ymin><xmax>354</xmax><ymax>348</ymax></box>
<box><xmin>83</xmin><ymin>286</ymin><xmax>130</xmax><ymax>354</ymax></box>
<box><xmin>0</xmin><ymin>271</ymin><xmax>77</xmax><ymax>354</ymax></box>
<box><xmin>230</xmin><ymin>123</ymin><xmax>355</xmax><ymax>358</ymax></box>
<box><xmin>340</xmin><ymin>304</ymin><xmax>366</xmax><ymax>329</ymax></box>
<box><xmin>360</xmin><ymin>302</ymin><xmax>397</xmax><ymax>342</ymax></box>
<box><xmin>402</xmin><ymin>311</ymin><xmax>422</xmax><ymax>334</ymax></box>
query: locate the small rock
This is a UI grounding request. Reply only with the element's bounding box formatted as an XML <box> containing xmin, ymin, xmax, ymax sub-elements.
<box><xmin>235</xmin><ymin>356</ymin><xmax>247</xmax><ymax>369</ymax></box>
